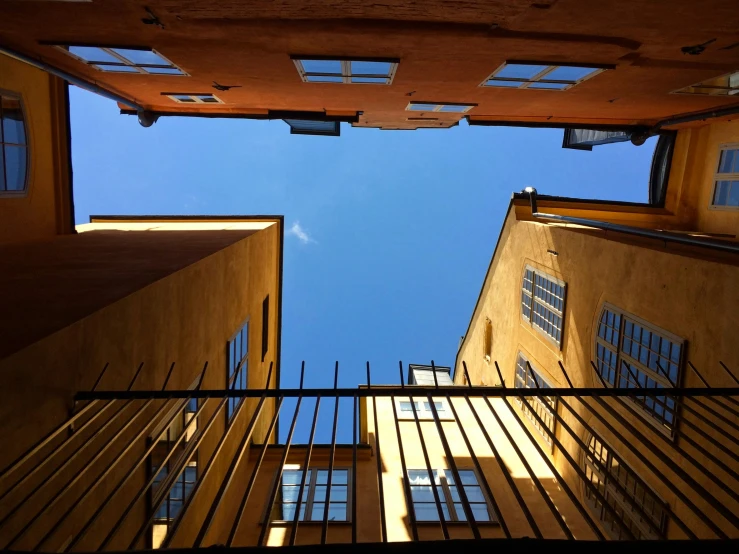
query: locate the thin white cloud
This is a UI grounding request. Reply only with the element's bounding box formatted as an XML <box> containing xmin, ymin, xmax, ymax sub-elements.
<box><xmin>287</xmin><ymin>221</ymin><xmax>316</xmax><ymax>244</ymax></box>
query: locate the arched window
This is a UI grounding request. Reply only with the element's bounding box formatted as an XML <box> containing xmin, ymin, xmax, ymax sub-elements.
<box><xmin>593</xmin><ymin>304</ymin><xmax>684</xmax><ymax>434</ymax></box>
<box><xmin>582</xmin><ymin>433</ymin><xmax>667</xmax><ymax>539</ymax></box>
<box><xmin>1</xmin><ymin>92</ymin><xmax>28</xmax><ymax>194</ymax></box>
<box><xmin>483</xmin><ymin>319</ymin><xmax>493</xmax><ymax>360</ymax></box>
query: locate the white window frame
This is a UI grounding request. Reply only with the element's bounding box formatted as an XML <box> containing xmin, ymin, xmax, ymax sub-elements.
<box><xmin>520</xmin><ymin>264</ymin><xmax>566</xmax><ymax>348</ymax></box>
<box><xmin>267</xmin><ymin>466</ymin><xmax>352</xmax><ymax>523</ymax></box>
<box><xmin>56</xmin><ymin>45</ymin><xmax>188</xmax><ymax>75</ymax></box>
<box><xmin>291</xmin><ymin>57</ymin><xmax>399</xmax><ymax>85</ymax></box>
<box><xmin>395</xmin><ymin>398</ymin><xmax>453</xmax><ymax>421</ymax></box>
<box><xmin>480</xmin><ymin>61</ymin><xmax>607</xmax><ymax>91</ymax></box>
<box><xmin>163</xmin><ymin>93</ymin><xmax>223</xmax><ymax>104</ymax></box>
<box><xmin>513</xmin><ymin>352</ymin><xmax>558</xmax><ymax>449</ymax></box>
<box><xmin>709</xmin><ymin>143</ymin><xmax>739</xmax><ymax>210</ymax></box>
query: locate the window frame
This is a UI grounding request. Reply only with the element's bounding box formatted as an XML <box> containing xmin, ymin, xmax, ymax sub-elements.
<box><xmin>406</xmin><ymin>467</ymin><xmax>497</xmax><ymax>524</ymax></box>
<box><xmin>291</xmin><ymin>56</ymin><xmax>399</xmax><ymax>85</ymax></box>
<box><xmin>708</xmin><ymin>143</ymin><xmax>739</xmax><ymax>210</ymax></box>
<box><xmin>267</xmin><ymin>467</ymin><xmax>353</xmax><ymax>524</ymax></box>
<box><xmin>672</xmin><ymin>70</ymin><xmax>739</xmax><ymax>96</ymax></box>
<box><xmin>581</xmin><ymin>433</ymin><xmax>668</xmax><ymax>539</ymax></box>
<box><xmin>162</xmin><ymin>93</ymin><xmax>223</xmax><ymax>104</ymax></box>
<box><xmin>226</xmin><ymin>318</ymin><xmax>249</xmax><ymax>423</ymax></box>
<box><xmin>405</xmin><ymin>102</ymin><xmax>476</xmax><ymax>113</ymax></box>
<box><xmin>513</xmin><ymin>352</ymin><xmax>558</xmax><ymax>449</ymax></box>
<box><xmin>480</xmin><ymin>61</ymin><xmax>610</xmax><ymax>91</ymax></box>
<box><xmin>0</xmin><ymin>90</ymin><xmax>30</xmax><ymax>196</ymax></box>
<box><xmin>395</xmin><ymin>398</ymin><xmax>453</xmax><ymax>421</ymax></box>
<box><xmin>593</xmin><ymin>303</ymin><xmax>684</xmax><ymax>437</ymax></box>
<box><xmin>520</xmin><ymin>264</ymin><xmax>567</xmax><ymax>348</ymax></box>
<box><xmin>151</xmin><ymin>457</ymin><xmax>198</xmax><ymax>549</ymax></box>
<box><xmin>55</xmin><ymin>45</ymin><xmax>188</xmax><ymax>76</ymax></box>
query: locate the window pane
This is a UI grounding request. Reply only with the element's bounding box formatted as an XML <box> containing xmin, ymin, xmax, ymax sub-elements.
<box><xmin>718</xmin><ymin>149</ymin><xmax>736</xmax><ymax>173</ymax></box>
<box><xmin>306</xmin><ymin>75</ymin><xmax>343</xmax><ymax>83</ymax></box>
<box><xmin>728</xmin><ymin>181</ymin><xmax>739</xmax><ymax>206</ymax></box>
<box><xmin>4</xmin><ymin>145</ymin><xmax>27</xmax><ymax>191</ymax></box>
<box><xmin>438</xmin><ymin>105</ymin><xmax>469</xmax><ymax>113</ymax></box>
<box><xmin>471</xmin><ymin>503</ymin><xmax>492</xmax><ymax>521</ymax></box>
<box><xmin>410</xmin><ymin>485</ymin><xmax>437</xmax><ymax>502</ymax></box>
<box><xmin>463</xmin><ymin>486</ymin><xmax>486</xmax><ymax>502</ymax></box>
<box><xmin>328</xmin><ymin>503</ymin><xmax>347</xmax><ymax>521</ymax></box>
<box><xmin>112</xmin><ymin>48</ymin><xmax>168</xmax><ymax>66</ymax></box>
<box><xmin>0</xmin><ymin>147</ymin><xmax>5</xmax><ymax>191</ymax></box>
<box><xmin>528</xmin><ymin>82</ymin><xmax>569</xmax><ymax>90</ymax></box>
<box><xmin>496</xmin><ymin>64</ymin><xmax>549</xmax><ymax>80</ymax></box>
<box><xmin>545</xmin><ymin>66</ymin><xmax>599</xmax><ymax>82</ymax></box>
<box><xmin>144</xmin><ymin>67</ymin><xmax>185</xmax><ymax>75</ymax></box>
<box><xmin>199</xmin><ymin>95</ymin><xmax>219</xmax><ymax>102</ymax></box>
<box><xmin>351</xmin><ymin>77</ymin><xmax>387</xmax><ymax>84</ymax></box>
<box><xmin>301</xmin><ymin>60</ymin><xmax>342</xmax><ymax>74</ymax></box>
<box><xmin>173</xmin><ymin>95</ymin><xmax>195</xmax><ymax>102</ymax></box>
<box><xmin>351</xmin><ymin>61</ymin><xmax>391</xmax><ymax>75</ymax></box>
<box><xmin>332</xmin><ymin>469</ymin><xmax>348</xmax><ymax>484</ymax></box>
<box><xmin>714</xmin><ymin>181</ymin><xmax>730</xmax><ymax>205</ymax></box>
<box><xmin>69</xmin><ymin>46</ymin><xmax>119</xmax><ymax>63</ymax></box>
<box><xmin>282</xmin><ymin>470</ymin><xmax>306</xmax><ymax>485</ymax></box>
<box><xmin>486</xmin><ymin>79</ymin><xmax>525</xmax><ymax>88</ymax></box>
<box><xmin>408</xmin><ymin>469</ymin><xmax>439</xmax><ymax>485</ymax></box>
<box><xmin>409</xmin><ymin>104</ymin><xmax>438</xmax><ymax>111</ymax></box>
<box><xmin>2</xmin><ymin>100</ymin><xmax>25</xmax><ymax>145</ymax></box>
<box><xmin>96</xmin><ymin>64</ymin><xmax>140</xmax><ymax>73</ymax></box>
<box><xmin>458</xmin><ymin>470</ymin><xmax>478</xmax><ymax>485</ymax></box>
<box><xmin>414</xmin><ymin>503</ymin><xmax>448</xmax><ymax>521</ymax></box>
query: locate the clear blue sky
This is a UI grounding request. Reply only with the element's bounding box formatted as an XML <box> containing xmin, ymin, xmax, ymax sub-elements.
<box><xmin>69</xmin><ymin>87</ymin><xmax>656</xmax><ymax>441</ymax></box>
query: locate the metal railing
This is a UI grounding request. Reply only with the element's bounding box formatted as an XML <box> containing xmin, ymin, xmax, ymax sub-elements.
<box><xmin>0</xmin><ymin>360</ymin><xmax>737</xmax><ymax>551</ymax></box>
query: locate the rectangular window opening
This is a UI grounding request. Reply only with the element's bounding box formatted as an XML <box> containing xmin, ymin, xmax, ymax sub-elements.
<box><xmin>271</xmin><ymin>468</ymin><xmax>351</xmax><ymax>522</ymax></box>
<box><xmin>292</xmin><ymin>57</ymin><xmax>399</xmax><ymax>85</ymax></box>
<box><xmin>163</xmin><ymin>93</ymin><xmax>223</xmax><ymax>104</ymax></box>
<box><xmin>407</xmin><ymin>468</ymin><xmax>496</xmax><ymax>523</ymax></box>
<box><xmin>710</xmin><ymin>145</ymin><xmax>739</xmax><ymax>208</ymax></box>
<box><xmin>227</xmin><ymin>320</ymin><xmax>249</xmax><ymax>421</ymax></box>
<box><xmin>57</xmin><ymin>45</ymin><xmax>186</xmax><ymax>75</ymax></box>
<box><xmin>406</xmin><ymin>102</ymin><xmax>476</xmax><ymax>113</ymax></box>
<box><xmin>521</xmin><ymin>265</ymin><xmax>566</xmax><ymax>347</ymax></box>
<box><xmin>482</xmin><ymin>62</ymin><xmax>607</xmax><ymax>90</ymax></box>
<box><xmin>514</xmin><ymin>353</ymin><xmax>558</xmax><ymax>445</ymax></box>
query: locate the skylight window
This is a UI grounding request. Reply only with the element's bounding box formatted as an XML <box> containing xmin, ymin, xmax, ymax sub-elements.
<box><xmin>292</xmin><ymin>57</ymin><xmax>398</xmax><ymax>84</ymax></box>
<box><xmin>58</xmin><ymin>46</ymin><xmax>186</xmax><ymax>75</ymax></box>
<box><xmin>482</xmin><ymin>62</ymin><xmax>607</xmax><ymax>90</ymax></box>
<box><xmin>674</xmin><ymin>71</ymin><xmax>739</xmax><ymax>96</ymax></box>
<box><xmin>164</xmin><ymin>93</ymin><xmax>222</xmax><ymax>104</ymax></box>
<box><xmin>406</xmin><ymin>102</ymin><xmax>475</xmax><ymax>113</ymax></box>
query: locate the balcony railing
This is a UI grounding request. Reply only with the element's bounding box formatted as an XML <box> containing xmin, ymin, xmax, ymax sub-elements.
<box><xmin>0</xmin><ymin>360</ymin><xmax>737</xmax><ymax>551</ymax></box>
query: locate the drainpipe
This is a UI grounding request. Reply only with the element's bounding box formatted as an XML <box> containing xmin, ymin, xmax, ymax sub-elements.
<box><xmin>524</xmin><ymin>188</ymin><xmax>739</xmax><ymax>254</ymax></box>
<box><xmin>0</xmin><ymin>44</ymin><xmax>157</xmax><ymax>127</ymax></box>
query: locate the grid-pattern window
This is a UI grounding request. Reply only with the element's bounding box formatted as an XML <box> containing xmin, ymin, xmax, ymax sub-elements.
<box><xmin>521</xmin><ymin>266</ymin><xmax>566</xmax><ymax>346</ymax></box>
<box><xmin>674</xmin><ymin>70</ymin><xmax>739</xmax><ymax>96</ymax></box>
<box><xmin>271</xmin><ymin>469</ymin><xmax>349</xmax><ymax>522</ymax></box>
<box><xmin>594</xmin><ymin>305</ymin><xmax>683</xmax><ymax>433</ymax></box>
<box><xmin>583</xmin><ymin>435</ymin><xmax>667</xmax><ymax>539</ymax></box>
<box><xmin>164</xmin><ymin>93</ymin><xmax>222</xmax><ymax>104</ymax></box>
<box><xmin>152</xmin><ymin>461</ymin><xmax>197</xmax><ymax>548</ymax></box>
<box><xmin>1</xmin><ymin>93</ymin><xmax>28</xmax><ymax>193</ymax></box>
<box><xmin>711</xmin><ymin>146</ymin><xmax>739</xmax><ymax>208</ymax></box>
<box><xmin>514</xmin><ymin>353</ymin><xmax>557</xmax><ymax>444</ymax></box>
<box><xmin>482</xmin><ymin>62</ymin><xmax>605</xmax><ymax>90</ymax></box>
<box><xmin>407</xmin><ymin>469</ymin><xmax>494</xmax><ymax>522</ymax></box>
<box><xmin>398</xmin><ymin>400</ymin><xmax>445</xmax><ymax>414</ymax></box>
<box><xmin>406</xmin><ymin>102</ymin><xmax>476</xmax><ymax>113</ymax></box>
<box><xmin>292</xmin><ymin>58</ymin><xmax>398</xmax><ymax>84</ymax></box>
<box><xmin>227</xmin><ymin>321</ymin><xmax>248</xmax><ymax>421</ymax></box>
<box><xmin>58</xmin><ymin>46</ymin><xmax>186</xmax><ymax>75</ymax></box>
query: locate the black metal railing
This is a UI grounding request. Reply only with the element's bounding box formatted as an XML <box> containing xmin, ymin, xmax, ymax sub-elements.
<box><xmin>0</xmin><ymin>360</ymin><xmax>737</xmax><ymax>551</ymax></box>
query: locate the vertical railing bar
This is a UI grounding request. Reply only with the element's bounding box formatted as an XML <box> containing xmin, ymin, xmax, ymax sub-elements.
<box><xmin>3</xmin><ymin>399</ymin><xmax>145</xmax><ymax>550</ymax></box>
<box><xmin>257</xmin><ymin>362</ymin><xmax>306</xmax><ymax>547</ymax></box>
<box><xmin>408</xmin><ymin>385</ymin><xmax>449</xmax><ymax>539</ymax></box>
<box><xmin>225</xmin><ymin>397</ymin><xmax>284</xmax><ymax>547</ymax></box>
<box><xmin>463</xmin><ymin>363</ymin><xmax>541</xmax><ymax>538</ymax></box>
<box><xmin>493</xmin><ymin>361</ymin><xmax>505</xmax><ymax>388</ymax></box>
<box><xmin>719</xmin><ymin>361</ymin><xmax>739</xmax><ymax>385</ymax></box>
<box><xmin>195</xmin><ymin>364</ymin><xmax>275</xmax><ymax>548</ymax></box>
<box><xmin>320</xmin><ymin>362</ymin><xmax>341</xmax><ymax>544</ymax></box>
<box><xmin>367</xmin><ymin>361</ymin><xmax>387</xmax><ymax>543</ymax></box>
<box><xmin>687</xmin><ymin>361</ymin><xmax>711</xmax><ymax>388</ymax></box>
<box><xmin>290</xmin><ymin>395</ymin><xmax>320</xmax><ymax>546</ymax></box>
<box><xmin>36</xmin><ymin>397</ymin><xmax>175</xmax><ymax>551</ymax></box>
<box><xmin>391</xmin><ymin>362</ymin><xmax>418</xmax><ymax>541</ymax></box>
<box><xmin>127</xmin><ymin>363</ymin><xmax>145</xmax><ymax>391</ymax></box>
<box><xmin>351</xmin><ymin>393</ymin><xmax>358</xmax><ymax>544</ymax></box>
<box><xmin>63</xmin><ymin>397</ymin><xmax>194</xmax><ymax>552</ymax></box>
<box><xmin>578</xmin><ymin>395</ymin><xmax>732</xmax><ymax>537</ymax></box>
<box><xmin>431</xmin><ymin>360</ymin><xmax>439</xmax><ymax>388</ymax></box>
<box><xmin>161</xmin><ymin>362</ymin><xmax>177</xmax><ymax>392</ymax></box>
<box><xmin>483</xmin><ymin>395</ymin><xmax>574</xmax><ymax>539</ymax></box>
<box><xmin>557</xmin><ymin>361</ymin><xmax>574</xmax><ymax>388</ymax></box>
<box><xmin>560</xmin><ymin>397</ymin><xmax>700</xmax><ymax>539</ymax></box>
<box><xmin>428</xmin><ymin>361</ymin><xmax>480</xmax><ymax>539</ymax></box>
<box><xmin>91</xmin><ymin>362</ymin><xmax>111</xmax><ymax>392</ymax></box>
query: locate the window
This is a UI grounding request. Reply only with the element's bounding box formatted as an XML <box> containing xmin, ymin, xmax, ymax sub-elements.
<box><xmin>482</xmin><ymin>62</ymin><xmax>606</xmax><ymax>90</ymax></box>
<box><xmin>227</xmin><ymin>321</ymin><xmax>248</xmax><ymax>421</ymax></box>
<box><xmin>521</xmin><ymin>265</ymin><xmax>566</xmax><ymax>346</ymax></box>
<box><xmin>262</xmin><ymin>295</ymin><xmax>269</xmax><ymax>362</ymax></box>
<box><xmin>1</xmin><ymin>93</ymin><xmax>28</xmax><ymax>194</ymax></box>
<box><xmin>284</xmin><ymin>119</ymin><xmax>340</xmax><ymax>136</ymax></box>
<box><xmin>674</xmin><ymin>70</ymin><xmax>739</xmax><ymax>96</ymax></box>
<box><xmin>58</xmin><ymin>46</ymin><xmax>186</xmax><ymax>75</ymax></box>
<box><xmin>164</xmin><ymin>93</ymin><xmax>222</xmax><ymax>104</ymax></box>
<box><xmin>271</xmin><ymin>468</ymin><xmax>350</xmax><ymax>522</ymax></box>
<box><xmin>406</xmin><ymin>102</ymin><xmax>476</xmax><ymax>113</ymax></box>
<box><xmin>514</xmin><ymin>353</ymin><xmax>557</xmax><ymax>444</ymax></box>
<box><xmin>396</xmin><ymin>399</ymin><xmax>449</xmax><ymax>419</ymax></box>
<box><xmin>583</xmin><ymin>434</ymin><xmax>667</xmax><ymax>539</ymax></box>
<box><xmin>594</xmin><ymin>304</ymin><xmax>683</xmax><ymax>433</ymax></box>
<box><xmin>407</xmin><ymin>469</ymin><xmax>494</xmax><ymax>523</ymax></box>
<box><xmin>483</xmin><ymin>319</ymin><xmax>493</xmax><ymax>361</ymax></box>
<box><xmin>292</xmin><ymin>57</ymin><xmax>398</xmax><ymax>84</ymax></box>
<box><xmin>710</xmin><ymin>146</ymin><xmax>739</xmax><ymax>208</ymax></box>
<box><xmin>152</xmin><ymin>461</ymin><xmax>197</xmax><ymax>548</ymax></box>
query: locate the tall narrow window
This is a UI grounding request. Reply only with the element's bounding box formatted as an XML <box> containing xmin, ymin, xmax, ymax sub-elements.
<box><xmin>710</xmin><ymin>146</ymin><xmax>739</xmax><ymax>208</ymax></box>
<box><xmin>407</xmin><ymin>469</ymin><xmax>495</xmax><ymax>522</ymax></box>
<box><xmin>521</xmin><ymin>266</ymin><xmax>566</xmax><ymax>347</ymax></box>
<box><xmin>483</xmin><ymin>319</ymin><xmax>493</xmax><ymax>360</ymax></box>
<box><xmin>1</xmin><ymin>93</ymin><xmax>28</xmax><ymax>194</ymax></box>
<box><xmin>262</xmin><ymin>295</ymin><xmax>269</xmax><ymax>362</ymax></box>
<box><xmin>514</xmin><ymin>353</ymin><xmax>557</xmax><ymax>444</ymax></box>
<box><xmin>583</xmin><ymin>434</ymin><xmax>667</xmax><ymax>539</ymax></box>
<box><xmin>594</xmin><ymin>305</ymin><xmax>683</xmax><ymax>434</ymax></box>
<box><xmin>151</xmin><ymin>460</ymin><xmax>197</xmax><ymax>548</ymax></box>
<box><xmin>227</xmin><ymin>320</ymin><xmax>248</xmax><ymax>421</ymax></box>
<box><xmin>271</xmin><ymin>468</ymin><xmax>350</xmax><ymax>522</ymax></box>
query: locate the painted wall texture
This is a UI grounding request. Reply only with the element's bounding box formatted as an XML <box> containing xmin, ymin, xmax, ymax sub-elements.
<box><xmin>0</xmin><ymin>52</ymin><xmax>72</xmax><ymax>244</ymax></box>
<box><xmin>0</xmin><ymin>221</ymin><xmax>282</xmax><ymax>550</ymax></box>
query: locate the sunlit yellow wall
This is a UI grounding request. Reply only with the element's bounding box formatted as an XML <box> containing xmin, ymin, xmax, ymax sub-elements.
<box><xmin>455</xmin><ymin>208</ymin><xmax>739</xmax><ymax>539</ymax></box>
<box><xmin>0</xmin><ymin>52</ymin><xmax>72</xmax><ymax>244</ymax></box>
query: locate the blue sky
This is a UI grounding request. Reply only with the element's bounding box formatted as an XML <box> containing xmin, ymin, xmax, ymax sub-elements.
<box><xmin>70</xmin><ymin>87</ymin><xmax>656</xmax><ymax>441</ymax></box>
